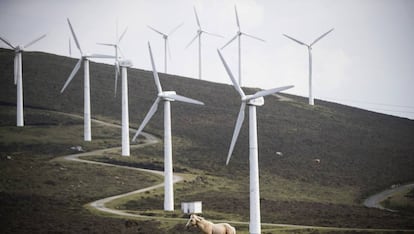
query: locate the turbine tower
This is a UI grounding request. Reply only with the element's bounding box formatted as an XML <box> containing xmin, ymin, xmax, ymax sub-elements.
<box><xmin>133</xmin><ymin>42</ymin><xmax>204</xmax><ymax>211</ymax></box>
<box><xmin>186</xmin><ymin>6</ymin><xmax>222</xmax><ymax>80</ymax></box>
<box><xmin>221</xmin><ymin>5</ymin><xmax>265</xmax><ymax>87</ymax></box>
<box><xmin>61</xmin><ymin>18</ymin><xmax>114</xmax><ymax>141</ymax></box>
<box><xmin>120</xmin><ymin>59</ymin><xmax>132</xmax><ymax>156</ymax></box>
<box><xmin>97</xmin><ymin>21</ymin><xmax>128</xmax><ymax>97</ymax></box>
<box><xmin>0</xmin><ymin>33</ymin><xmax>47</xmax><ymax>127</ymax></box>
<box><xmin>218</xmin><ymin>50</ymin><xmax>293</xmax><ymax>234</ymax></box>
<box><xmin>283</xmin><ymin>28</ymin><xmax>334</xmax><ymax>105</ymax></box>
<box><xmin>69</xmin><ymin>37</ymin><xmax>72</xmax><ymax>57</ymax></box>
<box><xmin>147</xmin><ymin>23</ymin><xmax>183</xmax><ymax>73</ymax></box>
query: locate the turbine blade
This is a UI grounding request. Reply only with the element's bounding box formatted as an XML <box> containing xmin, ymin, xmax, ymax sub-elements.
<box><xmin>67</xmin><ymin>18</ymin><xmax>83</xmax><ymax>54</ymax></box>
<box><xmin>118</xmin><ymin>27</ymin><xmax>128</xmax><ymax>43</ymax></box>
<box><xmin>193</xmin><ymin>7</ymin><xmax>201</xmax><ymax>28</ymax></box>
<box><xmin>132</xmin><ymin>97</ymin><xmax>161</xmax><ymax>142</ymax></box>
<box><xmin>242</xmin><ymin>32</ymin><xmax>265</xmax><ymax>42</ymax></box>
<box><xmin>167</xmin><ymin>39</ymin><xmax>172</xmax><ymax>60</ymax></box>
<box><xmin>221</xmin><ymin>34</ymin><xmax>238</xmax><ymax>49</ymax></box>
<box><xmin>147</xmin><ymin>25</ymin><xmax>165</xmax><ymax>36</ymax></box>
<box><xmin>235</xmin><ymin>5</ymin><xmax>240</xmax><ymax>29</ymax></box>
<box><xmin>283</xmin><ymin>34</ymin><xmax>307</xmax><ymax>46</ymax></box>
<box><xmin>87</xmin><ymin>53</ymin><xmax>115</xmax><ymax>59</ymax></box>
<box><xmin>248</xmin><ymin>85</ymin><xmax>294</xmax><ymax>100</ymax></box>
<box><xmin>185</xmin><ymin>33</ymin><xmax>198</xmax><ymax>49</ymax></box>
<box><xmin>148</xmin><ymin>42</ymin><xmax>163</xmax><ymax>93</ymax></box>
<box><xmin>310</xmin><ymin>28</ymin><xmax>334</xmax><ymax>47</ymax></box>
<box><xmin>0</xmin><ymin>36</ymin><xmax>15</xmax><ymax>49</ymax></box>
<box><xmin>203</xmin><ymin>30</ymin><xmax>223</xmax><ymax>38</ymax></box>
<box><xmin>167</xmin><ymin>93</ymin><xmax>204</xmax><ymax>105</ymax></box>
<box><xmin>217</xmin><ymin>49</ymin><xmax>245</xmax><ymax>98</ymax></box>
<box><xmin>226</xmin><ymin>102</ymin><xmax>246</xmax><ymax>165</ymax></box>
<box><xmin>61</xmin><ymin>58</ymin><xmax>83</xmax><ymax>93</ymax></box>
<box><xmin>118</xmin><ymin>46</ymin><xmax>125</xmax><ymax>58</ymax></box>
<box><xmin>168</xmin><ymin>22</ymin><xmax>184</xmax><ymax>36</ymax></box>
<box><xmin>96</xmin><ymin>42</ymin><xmax>116</xmax><ymax>47</ymax></box>
<box><xmin>23</xmin><ymin>34</ymin><xmax>47</xmax><ymax>48</ymax></box>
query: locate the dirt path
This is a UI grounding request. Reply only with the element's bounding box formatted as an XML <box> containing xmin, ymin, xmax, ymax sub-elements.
<box><xmin>363</xmin><ymin>183</ymin><xmax>414</xmax><ymax>211</ymax></box>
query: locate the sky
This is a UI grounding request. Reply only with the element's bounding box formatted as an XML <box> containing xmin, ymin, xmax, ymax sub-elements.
<box><xmin>1</xmin><ymin>0</ymin><xmax>414</xmax><ymax>119</ymax></box>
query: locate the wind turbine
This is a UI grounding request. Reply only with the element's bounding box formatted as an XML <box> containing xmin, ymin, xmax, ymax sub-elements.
<box><xmin>119</xmin><ymin>59</ymin><xmax>133</xmax><ymax>156</ymax></box>
<box><xmin>221</xmin><ymin>5</ymin><xmax>265</xmax><ymax>87</ymax></box>
<box><xmin>283</xmin><ymin>28</ymin><xmax>334</xmax><ymax>105</ymax></box>
<box><xmin>186</xmin><ymin>6</ymin><xmax>222</xmax><ymax>80</ymax></box>
<box><xmin>218</xmin><ymin>50</ymin><xmax>293</xmax><ymax>234</ymax></box>
<box><xmin>147</xmin><ymin>22</ymin><xmax>183</xmax><ymax>73</ymax></box>
<box><xmin>97</xmin><ymin>21</ymin><xmax>128</xmax><ymax>97</ymax></box>
<box><xmin>132</xmin><ymin>42</ymin><xmax>204</xmax><ymax>211</ymax></box>
<box><xmin>0</xmin><ymin>33</ymin><xmax>47</xmax><ymax>127</ymax></box>
<box><xmin>61</xmin><ymin>18</ymin><xmax>114</xmax><ymax>141</ymax></box>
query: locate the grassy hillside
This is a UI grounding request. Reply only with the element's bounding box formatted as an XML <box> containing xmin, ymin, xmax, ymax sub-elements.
<box><xmin>1</xmin><ymin>48</ymin><xmax>414</xmax><ymax>232</ymax></box>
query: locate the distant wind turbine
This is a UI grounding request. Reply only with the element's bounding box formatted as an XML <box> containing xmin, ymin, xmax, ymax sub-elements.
<box><xmin>283</xmin><ymin>28</ymin><xmax>334</xmax><ymax>105</ymax></box>
<box><xmin>97</xmin><ymin>21</ymin><xmax>128</xmax><ymax>97</ymax></box>
<box><xmin>147</xmin><ymin>23</ymin><xmax>183</xmax><ymax>73</ymax></box>
<box><xmin>221</xmin><ymin>5</ymin><xmax>265</xmax><ymax>87</ymax></box>
<box><xmin>186</xmin><ymin>6</ymin><xmax>222</xmax><ymax>80</ymax></box>
<box><xmin>119</xmin><ymin>59</ymin><xmax>133</xmax><ymax>156</ymax></box>
<box><xmin>0</xmin><ymin>33</ymin><xmax>47</xmax><ymax>127</ymax></box>
<box><xmin>61</xmin><ymin>18</ymin><xmax>114</xmax><ymax>141</ymax></box>
<box><xmin>133</xmin><ymin>42</ymin><xmax>204</xmax><ymax>211</ymax></box>
<box><xmin>218</xmin><ymin>49</ymin><xmax>293</xmax><ymax>234</ymax></box>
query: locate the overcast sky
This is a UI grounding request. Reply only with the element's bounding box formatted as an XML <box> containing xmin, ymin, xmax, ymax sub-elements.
<box><xmin>1</xmin><ymin>0</ymin><xmax>413</xmax><ymax>119</ymax></box>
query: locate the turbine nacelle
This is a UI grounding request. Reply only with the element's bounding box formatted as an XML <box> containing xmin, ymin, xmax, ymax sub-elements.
<box><xmin>15</xmin><ymin>46</ymin><xmax>23</xmax><ymax>52</ymax></box>
<box><xmin>246</xmin><ymin>96</ymin><xmax>264</xmax><ymax>106</ymax></box>
<box><xmin>158</xmin><ymin>91</ymin><xmax>177</xmax><ymax>101</ymax></box>
<box><xmin>119</xmin><ymin>59</ymin><xmax>133</xmax><ymax>67</ymax></box>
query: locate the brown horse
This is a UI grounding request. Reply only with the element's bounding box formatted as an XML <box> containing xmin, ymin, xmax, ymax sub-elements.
<box><xmin>185</xmin><ymin>214</ymin><xmax>236</xmax><ymax>234</ymax></box>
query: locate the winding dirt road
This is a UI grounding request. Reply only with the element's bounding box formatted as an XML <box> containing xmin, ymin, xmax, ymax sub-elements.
<box><xmin>363</xmin><ymin>183</ymin><xmax>414</xmax><ymax>211</ymax></box>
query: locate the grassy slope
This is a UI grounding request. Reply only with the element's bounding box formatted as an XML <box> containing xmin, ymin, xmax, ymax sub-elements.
<box><xmin>1</xmin><ymin>48</ymin><xmax>414</xmax><ymax>231</ymax></box>
<box><xmin>0</xmin><ymin>106</ymin><xmax>166</xmax><ymax>233</ymax></box>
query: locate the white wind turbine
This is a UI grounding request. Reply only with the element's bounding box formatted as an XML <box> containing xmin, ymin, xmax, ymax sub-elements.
<box><xmin>147</xmin><ymin>23</ymin><xmax>183</xmax><ymax>73</ymax></box>
<box><xmin>221</xmin><ymin>5</ymin><xmax>265</xmax><ymax>87</ymax></box>
<box><xmin>186</xmin><ymin>6</ymin><xmax>222</xmax><ymax>80</ymax></box>
<box><xmin>119</xmin><ymin>59</ymin><xmax>133</xmax><ymax>156</ymax></box>
<box><xmin>97</xmin><ymin>21</ymin><xmax>128</xmax><ymax>97</ymax></box>
<box><xmin>132</xmin><ymin>42</ymin><xmax>204</xmax><ymax>211</ymax></box>
<box><xmin>283</xmin><ymin>28</ymin><xmax>334</xmax><ymax>105</ymax></box>
<box><xmin>61</xmin><ymin>18</ymin><xmax>114</xmax><ymax>141</ymax></box>
<box><xmin>0</xmin><ymin>33</ymin><xmax>47</xmax><ymax>127</ymax></box>
<box><xmin>218</xmin><ymin>50</ymin><xmax>293</xmax><ymax>234</ymax></box>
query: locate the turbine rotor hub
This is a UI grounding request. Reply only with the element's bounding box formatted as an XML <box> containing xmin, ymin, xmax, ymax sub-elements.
<box><xmin>119</xmin><ymin>59</ymin><xmax>133</xmax><ymax>67</ymax></box>
<box><xmin>159</xmin><ymin>91</ymin><xmax>176</xmax><ymax>101</ymax></box>
<box><xmin>246</xmin><ymin>96</ymin><xmax>264</xmax><ymax>106</ymax></box>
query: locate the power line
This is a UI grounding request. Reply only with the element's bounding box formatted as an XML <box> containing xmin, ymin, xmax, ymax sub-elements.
<box><xmin>319</xmin><ymin>96</ymin><xmax>414</xmax><ymax>117</ymax></box>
